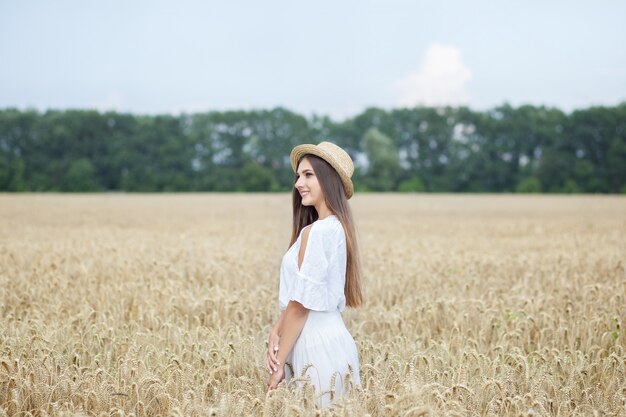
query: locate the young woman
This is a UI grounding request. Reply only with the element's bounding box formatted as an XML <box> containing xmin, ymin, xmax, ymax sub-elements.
<box><xmin>265</xmin><ymin>141</ymin><xmax>363</xmax><ymax>408</ymax></box>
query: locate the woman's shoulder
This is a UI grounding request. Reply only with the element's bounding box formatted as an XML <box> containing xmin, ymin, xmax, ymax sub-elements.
<box><xmin>312</xmin><ymin>216</ymin><xmax>344</xmax><ymax>242</ymax></box>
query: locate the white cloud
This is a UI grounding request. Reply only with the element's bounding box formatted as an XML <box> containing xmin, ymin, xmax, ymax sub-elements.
<box><xmin>168</xmin><ymin>101</ymin><xmax>215</xmax><ymax>115</ymax></box>
<box><xmin>391</xmin><ymin>43</ymin><xmax>472</xmax><ymax>107</ymax></box>
<box><xmin>91</xmin><ymin>90</ymin><xmax>125</xmax><ymax>112</ymax></box>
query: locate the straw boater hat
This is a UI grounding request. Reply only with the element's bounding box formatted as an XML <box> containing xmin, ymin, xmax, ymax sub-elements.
<box><xmin>290</xmin><ymin>141</ymin><xmax>355</xmax><ymax>199</ymax></box>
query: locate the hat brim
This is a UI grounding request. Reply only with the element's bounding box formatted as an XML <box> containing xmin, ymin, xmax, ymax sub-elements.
<box><xmin>290</xmin><ymin>144</ymin><xmax>354</xmax><ymax>199</ymax></box>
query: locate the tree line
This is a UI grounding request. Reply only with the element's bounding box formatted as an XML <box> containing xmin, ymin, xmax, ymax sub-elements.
<box><xmin>0</xmin><ymin>103</ymin><xmax>625</xmax><ymax>193</ymax></box>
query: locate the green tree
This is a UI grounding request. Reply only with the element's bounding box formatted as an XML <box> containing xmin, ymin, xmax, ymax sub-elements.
<box><xmin>398</xmin><ymin>176</ymin><xmax>425</xmax><ymax>192</ymax></box>
<box><xmin>0</xmin><ymin>108</ymin><xmax>37</xmax><ymax>191</ymax></box>
<box><xmin>0</xmin><ymin>104</ymin><xmax>624</xmax><ymax>193</ymax></box>
<box><xmin>362</xmin><ymin>127</ymin><xmax>401</xmax><ymax>191</ymax></box>
<box><xmin>63</xmin><ymin>158</ymin><xmax>100</xmax><ymax>191</ymax></box>
<box><xmin>246</xmin><ymin>107</ymin><xmax>312</xmax><ymax>191</ymax></box>
<box><xmin>515</xmin><ymin>177</ymin><xmax>542</xmax><ymax>193</ymax></box>
<box><xmin>238</xmin><ymin>160</ymin><xmax>278</xmax><ymax>191</ymax></box>
<box><xmin>561</xmin><ymin>179</ymin><xmax>581</xmax><ymax>193</ymax></box>
<box><xmin>607</xmin><ymin>133</ymin><xmax>626</xmax><ymax>193</ymax></box>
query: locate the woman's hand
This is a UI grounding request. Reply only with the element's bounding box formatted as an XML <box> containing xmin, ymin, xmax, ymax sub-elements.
<box><xmin>266</xmin><ymin>331</ymin><xmax>280</xmax><ymax>373</ymax></box>
<box><xmin>266</xmin><ymin>365</ymin><xmax>285</xmax><ymax>390</ymax></box>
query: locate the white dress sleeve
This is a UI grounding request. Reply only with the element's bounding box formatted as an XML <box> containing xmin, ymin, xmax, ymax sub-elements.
<box><xmin>287</xmin><ymin>224</ymin><xmax>336</xmax><ymax>311</ymax></box>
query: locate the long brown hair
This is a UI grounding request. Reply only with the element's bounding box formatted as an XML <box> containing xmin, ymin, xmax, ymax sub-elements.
<box><xmin>289</xmin><ymin>154</ymin><xmax>363</xmax><ymax>308</ymax></box>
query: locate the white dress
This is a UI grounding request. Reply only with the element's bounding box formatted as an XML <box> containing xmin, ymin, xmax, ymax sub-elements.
<box><xmin>278</xmin><ymin>214</ymin><xmax>361</xmax><ymax>408</ymax></box>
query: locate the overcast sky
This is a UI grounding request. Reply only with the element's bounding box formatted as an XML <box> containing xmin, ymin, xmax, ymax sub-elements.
<box><xmin>1</xmin><ymin>0</ymin><xmax>625</xmax><ymax>120</ymax></box>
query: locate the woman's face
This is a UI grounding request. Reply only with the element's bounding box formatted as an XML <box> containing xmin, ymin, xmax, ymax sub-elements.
<box><xmin>295</xmin><ymin>157</ymin><xmax>323</xmax><ymax>207</ymax></box>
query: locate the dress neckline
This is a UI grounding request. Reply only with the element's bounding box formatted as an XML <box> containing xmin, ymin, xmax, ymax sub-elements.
<box><xmin>293</xmin><ymin>215</ymin><xmax>338</xmax><ymax>244</ymax></box>
<box><xmin>317</xmin><ymin>214</ymin><xmax>337</xmax><ymax>222</ymax></box>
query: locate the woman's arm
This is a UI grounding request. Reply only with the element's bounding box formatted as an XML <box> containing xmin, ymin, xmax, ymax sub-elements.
<box><xmin>266</xmin><ymin>309</ymin><xmax>286</xmax><ymax>372</ymax></box>
<box><xmin>272</xmin><ymin>309</ymin><xmax>286</xmax><ymax>335</ymax></box>
<box><xmin>267</xmin><ymin>224</ymin><xmax>314</xmax><ymax>388</ymax></box>
<box><xmin>275</xmin><ymin>301</ymin><xmax>309</xmax><ymax>363</ymax></box>
<box><xmin>274</xmin><ymin>224</ymin><xmax>313</xmax><ymax>363</ymax></box>
<box><xmin>267</xmin><ymin>300</ymin><xmax>308</xmax><ymax>389</ymax></box>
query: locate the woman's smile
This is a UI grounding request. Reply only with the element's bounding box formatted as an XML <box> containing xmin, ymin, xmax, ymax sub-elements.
<box><xmin>295</xmin><ymin>158</ymin><xmax>321</xmax><ymax>206</ymax></box>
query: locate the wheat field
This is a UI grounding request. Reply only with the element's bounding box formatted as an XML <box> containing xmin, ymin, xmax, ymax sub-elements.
<box><xmin>0</xmin><ymin>193</ymin><xmax>625</xmax><ymax>416</ymax></box>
